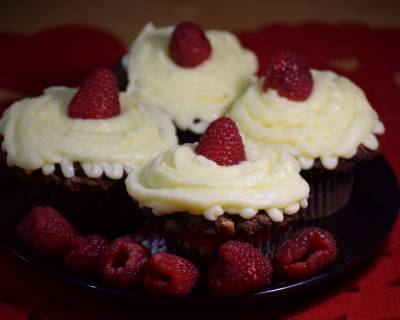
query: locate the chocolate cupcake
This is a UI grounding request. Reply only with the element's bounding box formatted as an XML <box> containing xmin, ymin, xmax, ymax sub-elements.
<box><xmin>0</xmin><ymin>68</ymin><xmax>177</xmax><ymax>236</ymax></box>
<box><xmin>229</xmin><ymin>50</ymin><xmax>385</xmax><ymax>220</ymax></box>
<box><xmin>155</xmin><ymin>213</ymin><xmax>295</xmax><ymax>268</ymax></box>
<box><xmin>124</xmin><ymin>22</ymin><xmax>258</xmax><ymax>143</ymax></box>
<box><xmin>125</xmin><ymin>117</ymin><xmax>309</xmax><ymax>267</ymax></box>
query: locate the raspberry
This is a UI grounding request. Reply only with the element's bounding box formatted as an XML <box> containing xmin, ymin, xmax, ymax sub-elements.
<box><xmin>275</xmin><ymin>227</ymin><xmax>337</xmax><ymax>279</ymax></box>
<box><xmin>64</xmin><ymin>235</ymin><xmax>108</xmax><ymax>274</ymax></box>
<box><xmin>143</xmin><ymin>252</ymin><xmax>199</xmax><ymax>295</ymax></box>
<box><xmin>195</xmin><ymin>116</ymin><xmax>246</xmax><ymax>166</ymax></box>
<box><xmin>263</xmin><ymin>50</ymin><xmax>313</xmax><ymax>101</ymax></box>
<box><xmin>169</xmin><ymin>21</ymin><xmax>212</xmax><ymax>68</ymax></box>
<box><xmin>68</xmin><ymin>67</ymin><xmax>120</xmax><ymax>119</ymax></box>
<box><xmin>99</xmin><ymin>236</ymin><xmax>149</xmax><ymax>288</ymax></box>
<box><xmin>208</xmin><ymin>240</ymin><xmax>273</xmax><ymax>296</ymax></box>
<box><xmin>16</xmin><ymin>206</ymin><xmax>78</xmax><ymax>255</ymax></box>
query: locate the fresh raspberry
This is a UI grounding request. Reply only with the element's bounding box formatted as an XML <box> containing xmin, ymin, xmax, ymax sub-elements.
<box><xmin>169</xmin><ymin>21</ymin><xmax>212</xmax><ymax>68</ymax></box>
<box><xmin>0</xmin><ymin>303</ymin><xmax>29</xmax><ymax>320</ymax></box>
<box><xmin>67</xmin><ymin>67</ymin><xmax>120</xmax><ymax>119</ymax></box>
<box><xmin>275</xmin><ymin>227</ymin><xmax>337</xmax><ymax>279</ymax></box>
<box><xmin>195</xmin><ymin>116</ymin><xmax>246</xmax><ymax>166</ymax></box>
<box><xmin>16</xmin><ymin>206</ymin><xmax>78</xmax><ymax>255</ymax></box>
<box><xmin>208</xmin><ymin>240</ymin><xmax>273</xmax><ymax>296</ymax></box>
<box><xmin>99</xmin><ymin>236</ymin><xmax>149</xmax><ymax>288</ymax></box>
<box><xmin>64</xmin><ymin>235</ymin><xmax>108</xmax><ymax>274</ymax></box>
<box><xmin>263</xmin><ymin>50</ymin><xmax>313</xmax><ymax>101</ymax></box>
<box><xmin>143</xmin><ymin>252</ymin><xmax>199</xmax><ymax>296</ymax></box>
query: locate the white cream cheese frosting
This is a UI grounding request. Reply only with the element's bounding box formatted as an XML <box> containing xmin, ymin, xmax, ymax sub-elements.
<box><xmin>125</xmin><ymin>143</ymin><xmax>309</xmax><ymax>222</ymax></box>
<box><xmin>0</xmin><ymin>87</ymin><xmax>177</xmax><ymax>179</ymax></box>
<box><xmin>126</xmin><ymin>23</ymin><xmax>258</xmax><ymax>134</ymax></box>
<box><xmin>229</xmin><ymin>70</ymin><xmax>385</xmax><ymax>170</ymax></box>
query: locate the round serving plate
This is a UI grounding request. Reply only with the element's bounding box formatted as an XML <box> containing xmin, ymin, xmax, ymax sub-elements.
<box><xmin>0</xmin><ymin>155</ymin><xmax>398</xmax><ymax>304</ymax></box>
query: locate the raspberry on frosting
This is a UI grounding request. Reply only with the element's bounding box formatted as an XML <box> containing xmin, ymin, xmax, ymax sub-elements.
<box><xmin>125</xmin><ymin>23</ymin><xmax>258</xmax><ymax>133</ymax></box>
<box><xmin>68</xmin><ymin>67</ymin><xmax>121</xmax><ymax>119</ymax></box>
<box><xmin>169</xmin><ymin>21</ymin><xmax>212</xmax><ymax>68</ymax></box>
<box><xmin>195</xmin><ymin>116</ymin><xmax>246</xmax><ymax>166</ymax></box>
<box><xmin>263</xmin><ymin>49</ymin><xmax>313</xmax><ymax>101</ymax></box>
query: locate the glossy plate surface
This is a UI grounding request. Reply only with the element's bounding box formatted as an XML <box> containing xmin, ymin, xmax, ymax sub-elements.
<box><xmin>0</xmin><ymin>155</ymin><xmax>398</xmax><ymax>304</ymax></box>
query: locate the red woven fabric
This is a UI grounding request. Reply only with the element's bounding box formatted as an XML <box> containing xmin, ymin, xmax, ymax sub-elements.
<box><xmin>0</xmin><ymin>23</ymin><xmax>399</xmax><ymax>320</ymax></box>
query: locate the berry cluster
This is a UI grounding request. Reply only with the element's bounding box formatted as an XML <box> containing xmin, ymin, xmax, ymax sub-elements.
<box><xmin>16</xmin><ymin>207</ymin><xmax>199</xmax><ymax>295</ymax></box>
<box><xmin>16</xmin><ymin>207</ymin><xmax>337</xmax><ymax>296</ymax></box>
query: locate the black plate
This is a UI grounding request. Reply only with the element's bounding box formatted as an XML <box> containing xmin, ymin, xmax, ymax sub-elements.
<box><xmin>0</xmin><ymin>155</ymin><xmax>398</xmax><ymax>304</ymax></box>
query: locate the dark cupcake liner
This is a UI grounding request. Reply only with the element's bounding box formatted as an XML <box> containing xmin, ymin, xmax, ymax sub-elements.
<box><xmin>23</xmin><ymin>181</ymin><xmax>143</xmax><ymax>237</ymax></box>
<box><xmin>162</xmin><ymin>218</ymin><xmax>294</xmax><ymax>269</ymax></box>
<box><xmin>0</xmin><ymin>147</ymin><xmax>144</xmax><ymax>237</ymax></box>
<box><xmin>299</xmin><ymin>168</ymin><xmax>354</xmax><ymax>221</ymax></box>
<box><xmin>112</xmin><ymin>58</ymin><xmax>128</xmax><ymax>91</ymax></box>
<box><xmin>177</xmin><ymin>129</ymin><xmax>201</xmax><ymax>144</ymax></box>
<box><xmin>0</xmin><ymin>158</ymin><xmax>143</xmax><ymax>237</ymax></box>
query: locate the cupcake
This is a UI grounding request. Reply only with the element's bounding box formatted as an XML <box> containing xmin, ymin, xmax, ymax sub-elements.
<box><xmin>125</xmin><ymin>117</ymin><xmax>309</xmax><ymax>267</ymax></box>
<box><xmin>0</xmin><ymin>68</ymin><xmax>177</xmax><ymax>235</ymax></box>
<box><xmin>229</xmin><ymin>50</ymin><xmax>385</xmax><ymax>220</ymax></box>
<box><xmin>125</xmin><ymin>22</ymin><xmax>258</xmax><ymax>143</ymax></box>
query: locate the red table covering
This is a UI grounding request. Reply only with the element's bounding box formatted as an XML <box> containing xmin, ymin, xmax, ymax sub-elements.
<box><xmin>0</xmin><ymin>23</ymin><xmax>399</xmax><ymax>320</ymax></box>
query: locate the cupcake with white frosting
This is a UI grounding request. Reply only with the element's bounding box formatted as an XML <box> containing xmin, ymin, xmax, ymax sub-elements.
<box><xmin>0</xmin><ymin>68</ymin><xmax>177</xmax><ymax>235</ymax></box>
<box><xmin>229</xmin><ymin>50</ymin><xmax>384</xmax><ymax>219</ymax></box>
<box><xmin>125</xmin><ymin>117</ymin><xmax>309</xmax><ymax>265</ymax></box>
<box><xmin>125</xmin><ymin>21</ymin><xmax>258</xmax><ymax>143</ymax></box>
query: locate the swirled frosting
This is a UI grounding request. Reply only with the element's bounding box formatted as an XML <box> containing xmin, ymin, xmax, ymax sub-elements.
<box><xmin>229</xmin><ymin>70</ymin><xmax>385</xmax><ymax>169</ymax></box>
<box><xmin>126</xmin><ymin>23</ymin><xmax>258</xmax><ymax>133</ymax></box>
<box><xmin>125</xmin><ymin>143</ymin><xmax>309</xmax><ymax>222</ymax></box>
<box><xmin>0</xmin><ymin>87</ymin><xmax>177</xmax><ymax>179</ymax></box>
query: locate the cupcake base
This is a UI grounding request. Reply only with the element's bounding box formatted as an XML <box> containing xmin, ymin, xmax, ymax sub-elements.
<box><xmin>300</xmin><ymin>169</ymin><xmax>354</xmax><ymax>220</ymax></box>
<box><xmin>298</xmin><ymin>146</ymin><xmax>378</xmax><ymax>221</ymax></box>
<box><xmin>156</xmin><ymin>213</ymin><xmax>295</xmax><ymax>268</ymax></box>
<box><xmin>1</xmin><ymin>154</ymin><xmax>143</xmax><ymax>237</ymax></box>
<box><xmin>23</xmin><ymin>179</ymin><xmax>143</xmax><ymax>237</ymax></box>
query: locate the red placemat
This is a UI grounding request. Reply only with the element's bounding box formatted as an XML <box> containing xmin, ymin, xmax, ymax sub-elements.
<box><xmin>0</xmin><ymin>23</ymin><xmax>399</xmax><ymax>320</ymax></box>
